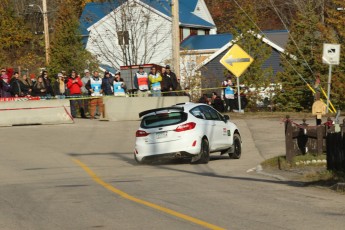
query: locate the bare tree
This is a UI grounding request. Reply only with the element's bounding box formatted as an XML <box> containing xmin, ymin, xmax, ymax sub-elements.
<box><xmin>86</xmin><ymin>0</ymin><xmax>170</xmax><ymax>69</ymax></box>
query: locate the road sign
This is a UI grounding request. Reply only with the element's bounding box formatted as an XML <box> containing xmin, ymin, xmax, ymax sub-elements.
<box><xmin>322</xmin><ymin>43</ymin><xmax>341</xmax><ymax>65</ymax></box>
<box><xmin>220</xmin><ymin>44</ymin><xmax>254</xmax><ymax>78</ymax></box>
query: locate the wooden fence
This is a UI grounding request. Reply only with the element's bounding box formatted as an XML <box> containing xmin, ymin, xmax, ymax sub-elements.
<box><xmin>285</xmin><ymin>116</ymin><xmax>345</xmax><ymax>171</ymax></box>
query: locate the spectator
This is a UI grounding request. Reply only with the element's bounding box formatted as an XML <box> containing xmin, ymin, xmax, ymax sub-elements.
<box><xmin>198</xmin><ymin>94</ymin><xmax>209</xmax><ymax>104</ymax></box>
<box><xmin>1</xmin><ymin>68</ymin><xmax>10</xmax><ymax>84</ymax></box>
<box><xmin>10</xmin><ymin>72</ymin><xmax>27</xmax><ymax>97</ymax></box>
<box><xmin>148</xmin><ymin>66</ymin><xmax>162</xmax><ymax>97</ymax></box>
<box><xmin>21</xmin><ymin>74</ymin><xmax>33</xmax><ymax>96</ymax></box>
<box><xmin>32</xmin><ymin>76</ymin><xmax>48</xmax><ymax>97</ymax></box>
<box><xmin>211</xmin><ymin>92</ymin><xmax>225</xmax><ymax>112</ymax></box>
<box><xmin>0</xmin><ymin>75</ymin><xmax>11</xmax><ymax>98</ymax></box>
<box><xmin>41</xmin><ymin>70</ymin><xmax>54</xmax><ymax>97</ymax></box>
<box><xmin>102</xmin><ymin>71</ymin><xmax>114</xmax><ymax>95</ymax></box>
<box><xmin>85</xmin><ymin>70</ymin><xmax>104</xmax><ymax>119</ymax></box>
<box><xmin>222</xmin><ymin>77</ymin><xmax>235</xmax><ymax>112</ymax></box>
<box><xmin>113</xmin><ymin>72</ymin><xmax>126</xmax><ymax>96</ymax></box>
<box><xmin>183</xmin><ymin>87</ymin><xmax>191</xmax><ymax>101</ymax></box>
<box><xmin>67</xmin><ymin>70</ymin><xmax>86</xmax><ymax>118</ymax></box>
<box><xmin>133</xmin><ymin>65</ymin><xmax>149</xmax><ymax>97</ymax></box>
<box><xmin>176</xmin><ymin>78</ymin><xmax>183</xmax><ymax>96</ymax></box>
<box><xmin>162</xmin><ymin>65</ymin><xmax>178</xmax><ymax>96</ymax></box>
<box><xmin>81</xmin><ymin>69</ymin><xmax>91</xmax><ymax>115</ymax></box>
<box><xmin>53</xmin><ymin>73</ymin><xmax>66</xmax><ymax>98</ymax></box>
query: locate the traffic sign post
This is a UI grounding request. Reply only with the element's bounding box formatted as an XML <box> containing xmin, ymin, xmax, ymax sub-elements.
<box><xmin>322</xmin><ymin>43</ymin><xmax>341</xmax><ymax>112</ymax></box>
<box><xmin>220</xmin><ymin>44</ymin><xmax>253</xmax><ymax>113</ymax></box>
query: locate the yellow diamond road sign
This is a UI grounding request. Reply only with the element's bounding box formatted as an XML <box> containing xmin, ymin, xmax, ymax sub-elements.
<box><xmin>220</xmin><ymin>44</ymin><xmax>254</xmax><ymax>77</ymax></box>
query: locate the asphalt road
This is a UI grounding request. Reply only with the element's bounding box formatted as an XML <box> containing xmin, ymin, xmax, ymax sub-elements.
<box><xmin>1</xmin><ymin>118</ymin><xmax>345</xmax><ymax>230</ymax></box>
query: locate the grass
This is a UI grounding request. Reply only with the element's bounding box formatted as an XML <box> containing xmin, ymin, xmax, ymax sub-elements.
<box><xmin>261</xmin><ymin>154</ymin><xmax>345</xmax><ymax>191</ymax></box>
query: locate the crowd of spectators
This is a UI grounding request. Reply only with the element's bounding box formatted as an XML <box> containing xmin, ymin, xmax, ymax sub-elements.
<box><xmin>0</xmin><ymin>65</ymin><xmax>187</xmax><ymax>118</ymax></box>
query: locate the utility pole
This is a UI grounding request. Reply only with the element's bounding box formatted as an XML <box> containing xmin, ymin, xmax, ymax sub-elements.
<box><xmin>171</xmin><ymin>0</ymin><xmax>180</xmax><ymax>77</ymax></box>
<box><xmin>42</xmin><ymin>0</ymin><xmax>50</xmax><ymax>65</ymax></box>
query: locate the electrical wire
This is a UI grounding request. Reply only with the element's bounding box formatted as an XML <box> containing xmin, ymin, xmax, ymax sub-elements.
<box><xmin>268</xmin><ymin>0</ymin><xmax>315</xmax><ymax>77</ymax></box>
<box><xmin>231</xmin><ymin>0</ymin><xmax>336</xmax><ymax>113</ymax></box>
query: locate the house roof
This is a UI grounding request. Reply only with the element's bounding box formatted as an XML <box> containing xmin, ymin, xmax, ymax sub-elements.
<box><xmin>261</xmin><ymin>30</ymin><xmax>289</xmax><ymax>48</ymax></box>
<box><xmin>80</xmin><ymin>2</ymin><xmax>119</xmax><ymax>44</ymax></box>
<box><xmin>193</xmin><ymin>30</ymin><xmax>289</xmax><ymax>70</ymax></box>
<box><xmin>180</xmin><ymin>33</ymin><xmax>233</xmax><ymax>50</ymax></box>
<box><xmin>80</xmin><ymin>0</ymin><xmax>215</xmax><ymax>39</ymax></box>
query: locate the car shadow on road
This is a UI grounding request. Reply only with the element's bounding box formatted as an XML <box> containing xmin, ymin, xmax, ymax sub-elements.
<box><xmin>69</xmin><ymin>152</ymin><xmax>308</xmax><ymax>188</ymax></box>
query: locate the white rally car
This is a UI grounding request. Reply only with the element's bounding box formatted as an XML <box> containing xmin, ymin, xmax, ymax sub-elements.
<box><xmin>134</xmin><ymin>103</ymin><xmax>241</xmax><ymax>164</ymax></box>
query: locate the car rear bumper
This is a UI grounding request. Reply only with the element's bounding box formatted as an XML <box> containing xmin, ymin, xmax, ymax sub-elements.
<box><xmin>137</xmin><ymin>151</ymin><xmax>196</xmax><ymax>163</ymax></box>
<box><xmin>134</xmin><ymin>140</ymin><xmax>201</xmax><ymax>162</ymax></box>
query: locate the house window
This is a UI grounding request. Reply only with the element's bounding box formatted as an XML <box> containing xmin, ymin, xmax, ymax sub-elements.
<box><xmin>190</xmin><ymin>28</ymin><xmax>198</xmax><ymax>36</ymax></box>
<box><xmin>117</xmin><ymin>31</ymin><xmax>129</xmax><ymax>45</ymax></box>
<box><xmin>182</xmin><ymin>28</ymin><xmax>190</xmax><ymax>40</ymax></box>
<box><xmin>197</xmin><ymin>30</ymin><xmax>205</xmax><ymax>35</ymax></box>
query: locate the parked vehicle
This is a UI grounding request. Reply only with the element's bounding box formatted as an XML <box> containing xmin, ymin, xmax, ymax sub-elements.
<box><xmin>134</xmin><ymin>103</ymin><xmax>242</xmax><ymax>164</ymax></box>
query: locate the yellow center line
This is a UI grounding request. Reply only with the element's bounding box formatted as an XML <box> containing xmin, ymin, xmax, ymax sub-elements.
<box><xmin>72</xmin><ymin>158</ymin><xmax>226</xmax><ymax>230</ymax></box>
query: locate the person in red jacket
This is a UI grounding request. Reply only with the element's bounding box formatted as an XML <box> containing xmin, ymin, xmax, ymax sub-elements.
<box><xmin>67</xmin><ymin>70</ymin><xmax>86</xmax><ymax>118</ymax></box>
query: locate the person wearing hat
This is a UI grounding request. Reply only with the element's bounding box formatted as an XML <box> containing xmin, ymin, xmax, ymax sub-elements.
<box><xmin>222</xmin><ymin>75</ymin><xmax>234</xmax><ymax>112</ymax></box>
<box><xmin>53</xmin><ymin>73</ymin><xmax>66</xmax><ymax>98</ymax></box>
<box><xmin>133</xmin><ymin>65</ymin><xmax>149</xmax><ymax>97</ymax></box>
<box><xmin>1</xmin><ymin>68</ymin><xmax>10</xmax><ymax>84</ymax></box>
<box><xmin>113</xmin><ymin>71</ymin><xmax>126</xmax><ymax>96</ymax></box>
<box><xmin>10</xmin><ymin>72</ymin><xmax>28</xmax><ymax>97</ymax></box>
<box><xmin>162</xmin><ymin>65</ymin><xmax>178</xmax><ymax>96</ymax></box>
<box><xmin>102</xmin><ymin>70</ymin><xmax>114</xmax><ymax>95</ymax></box>
<box><xmin>81</xmin><ymin>69</ymin><xmax>91</xmax><ymax>115</ymax></box>
<box><xmin>41</xmin><ymin>70</ymin><xmax>55</xmax><ymax>97</ymax></box>
<box><xmin>148</xmin><ymin>66</ymin><xmax>162</xmax><ymax>97</ymax></box>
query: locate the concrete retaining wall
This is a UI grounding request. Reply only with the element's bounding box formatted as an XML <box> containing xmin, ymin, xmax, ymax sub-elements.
<box><xmin>103</xmin><ymin>96</ymin><xmax>190</xmax><ymax>121</ymax></box>
<box><xmin>0</xmin><ymin>99</ymin><xmax>73</xmax><ymax>127</ymax></box>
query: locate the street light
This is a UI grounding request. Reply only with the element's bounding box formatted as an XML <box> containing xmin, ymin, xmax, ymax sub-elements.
<box><xmin>29</xmin><ymin>1</ymin><xmax>50</xmax><ymax>65</ymax></box>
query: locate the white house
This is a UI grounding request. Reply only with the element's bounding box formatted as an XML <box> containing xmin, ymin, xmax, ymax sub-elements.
<box><xmin>80</xmin><ymin>0</ymin><xmax>216</xmax><ymax>70</ymax></box>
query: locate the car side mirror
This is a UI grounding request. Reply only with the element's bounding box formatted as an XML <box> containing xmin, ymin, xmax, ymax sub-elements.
<box><xmin>224</xmin><ymin>115</ymin><xmax>230</xmax><ymax>121</ymax></box>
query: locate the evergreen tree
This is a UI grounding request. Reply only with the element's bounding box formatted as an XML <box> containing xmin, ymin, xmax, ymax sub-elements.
<box><xmin>0</xmin><ymin>0</ymin><xmax>44</xmax><ymax>69</ymax></box>
<box><xmin>48</xmin><ymin>0</ymin><xmax>98</xmax><ymax>76</ymax></box>
<box><xmin>324</xmin><ymin>0</ymin><xmax>345</xmax><ymax>110</ymax></box>
<box><xmin>276</xmin><ymin>1</ymin><xmax>328</xmax><ymax>111</ymax></box>
<box><xmin>227</xmin><ymin>0</ymin><xmax>273</xmax><ymax>110</ymax></box>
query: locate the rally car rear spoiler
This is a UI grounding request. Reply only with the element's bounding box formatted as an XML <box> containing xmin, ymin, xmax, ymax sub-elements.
<box><xmin>139</xmin><ymin>106</ymin><xmax>184</xmax><ymax>118</ymax></box>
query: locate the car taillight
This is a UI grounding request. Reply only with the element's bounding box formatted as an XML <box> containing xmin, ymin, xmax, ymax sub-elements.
<box><xmin>136</xmin><ymin>130</ymin><xmax>149</xmax><ymax>137</ymax></box>
<box><xmin>175</xmin><ymin>122</ymin><xmax>196</xmax><ymax>132</ymax></box>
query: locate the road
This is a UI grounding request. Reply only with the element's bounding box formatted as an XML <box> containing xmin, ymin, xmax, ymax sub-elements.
<box><xmin>1</xmin><ymin>118</ymin><xmax>345</xmax><ymax>230</ymax></box>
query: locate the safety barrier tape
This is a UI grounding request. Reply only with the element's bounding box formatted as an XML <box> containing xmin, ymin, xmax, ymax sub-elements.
<box><xmin>0</xmin><ymin>85</ymin><xmax>337</xmax><ymax>113</ymax></box>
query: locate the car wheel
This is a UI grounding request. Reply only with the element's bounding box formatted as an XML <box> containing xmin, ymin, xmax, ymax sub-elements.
<box><xmin>229</xmin><ymin>133</ymin><xmax>241</xmax><ymax>159</ymax></box>
<box><xmin>134</xmin><ymin>154</ymin><xmax>142</xmax><ymax>164</ymax></box>
<box><xmin>195</xmin><ymin>138</ymin><xmax>210</xmax><ymax>164</ymax></box>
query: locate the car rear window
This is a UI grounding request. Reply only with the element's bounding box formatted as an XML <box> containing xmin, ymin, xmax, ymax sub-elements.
<box><xmin>141</xmin><ymin>112</ymin><xmax>188</xmax><ymax>128</ymax></box>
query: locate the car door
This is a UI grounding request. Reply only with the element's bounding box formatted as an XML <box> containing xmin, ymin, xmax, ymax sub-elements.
<box><xmin>200</xmin><ymin>105</ymin><xmax>228</xmax><ymax>151</ymax></box>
